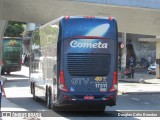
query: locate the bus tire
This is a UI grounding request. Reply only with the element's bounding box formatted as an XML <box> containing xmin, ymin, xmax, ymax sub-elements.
<box><xmin>6</xmin><ymin>71</ymin><xmax>10</xmax><ymax>75</ymax></box>
<box><xmin>52</xmin><ymin>105</ymin><xmax>62</xmax><ymax>112</ymax></box>
<box><xmin>1</xmin><ymin>71</ymin><xmax>4</xmax><ymax>75</ymax></box>
<box><xmin>46</xmin><ymin>88</ymin><xmax>52</xmax><ymax>109</ymax></box>
<box><xmin>32</xmin><ymin>83</ymin><xmax>39</xmax><ymax>101</ymax></box>
<box><xmin>30</xmin><ymin>82</ymin><xmax>33</xmax><ymax>94</ymax></box>
<box><xmin>98</xmin><ymin>106</ymin><xmax>105</xmax><ymax>112</ymax></box>
<box><xmin>32</xmin><ymin>83</ymin><xmax>36</xmax><ymax>100</ymax></box>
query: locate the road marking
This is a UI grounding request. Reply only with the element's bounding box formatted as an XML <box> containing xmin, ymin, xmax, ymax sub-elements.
<box><xmin>131</xmin><ymin>98</ymin><xmax>139</xmax><ymax>101</ymax></box>
<box><xmin>144</xmin><ymin>102</ymin><xmax>150</xmax><ymax>105</ymax></box>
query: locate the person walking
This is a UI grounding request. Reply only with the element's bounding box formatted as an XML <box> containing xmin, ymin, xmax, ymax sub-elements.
<box><xmin>147</xmin><ymin>55</ymin><xmax>152</xmax><ymax>66</ymax></box>
<box><xmin>129</xmin><ymin>65</ymin><xmax>135</xmax><ymax>78</ymax></box>
<box><xmin>0</xmin><ymin>80</ymin><xmax>6</xmax><ymax>111</ymax></box>
<box><xmin>129</xmin><ymin>56</ymin><xmax>135</xmax><ymax>66</ymax></box>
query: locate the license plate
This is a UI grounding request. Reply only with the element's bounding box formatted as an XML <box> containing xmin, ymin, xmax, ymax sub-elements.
<box><xmin>84</xmin><ymin>96</ymin><xmax>94</xmax><ymax>100</ymax></box>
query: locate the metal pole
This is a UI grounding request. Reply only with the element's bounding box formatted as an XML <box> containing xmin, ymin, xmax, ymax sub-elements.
<box><xmin>0</xmin><ymin>19</ymin><xmax>8</xmax><ymax>76</ymax></box>
<box><xmin>121</xmin><ymin>32</ymin><xmax>127</xmax><ymax>78</ymax></box>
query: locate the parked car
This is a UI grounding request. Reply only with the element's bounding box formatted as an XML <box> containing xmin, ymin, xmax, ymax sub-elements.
<box><xmin>148</xmin><ymin>62</ymin><xmax>156</xmax><ymax>74</ymax></box>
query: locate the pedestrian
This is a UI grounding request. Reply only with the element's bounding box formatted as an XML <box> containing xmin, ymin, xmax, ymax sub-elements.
<box><xmin>130</xmin><ymin>65</ymin><xmax>135</xmax><ymax>78</ymax></box>
<box><xmin>124</xmin><ymin>66</ymin><xmax>131</xmax><ymax>78</ymax></box>
<box><xmin>129</xmin><ymin>56</ymin><xmax>135</xmax><ymax>67</ymax></box>
<box><xmin>22</xmin><ymin>54</ymin><xmax>25</xmax><ymax>65</ymax></box>
<box><xmin>141</xmin><ymin>57</ymin><xmax>147</xmax><ymax>68</ymax></box>
<box><xmin>0</xmin><ymin>80</ymin><xmax>6</xmax><ymax>111</ymax></box>
<box><xmin>24</xmin><ymin>54</ymin><xmax>29</xmax><ymax>66</ymax></box>
<box><xmin>147</xmin><ymin>55</ymin><xmax>152</xmax><ymax>66</ymax></box>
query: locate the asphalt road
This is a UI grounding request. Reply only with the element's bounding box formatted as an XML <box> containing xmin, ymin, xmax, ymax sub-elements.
<box><xmin>2</xmin><ymin>66</ymin><xmax>160</xmax><ymax>120</ymax></box>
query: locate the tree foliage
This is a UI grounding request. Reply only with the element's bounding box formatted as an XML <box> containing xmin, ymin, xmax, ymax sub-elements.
<box><xmin>4</xmin><ymin>21</ymin><xmax>26</xmax><ymax>37</ymax></box>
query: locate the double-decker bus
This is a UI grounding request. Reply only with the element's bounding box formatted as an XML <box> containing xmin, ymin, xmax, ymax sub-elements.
<box><xmin>30</xmin><ymin>16</ymin><xmax>118</xmax><ymax>111</ymax></box>
<box><xmin>1</xmin><ymin>37</ymin><xmax>22</xmax><ymax>75</ymax></box>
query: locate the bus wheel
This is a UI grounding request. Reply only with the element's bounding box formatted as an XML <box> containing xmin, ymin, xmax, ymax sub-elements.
<box><xmin>30</xmin><ymin>82</ymin><xmax>33</xmax><ymax>94</ymax></box>
<box><xmin>6</xmin><ymin>71</ymin><xmax>10</xmax><ymax>75</ymax></box>
<box><xmin>97</xmin><ymin>106</ymin><xmax>105</xmax><ymax>112</ymax></box>
<box><xmin>46</xmin><ymin>89</ymin><xmax>52</xmax><ymax>109</ymax></box>
<box><xmin>32</xmin><ymin>83</ymin><xmax>36</xmax><ymax>100</ymax></box>
<box><xmin>32</xmin><ymin>83</ymin><xmax>39</xmax><ymax>101</ymax></box>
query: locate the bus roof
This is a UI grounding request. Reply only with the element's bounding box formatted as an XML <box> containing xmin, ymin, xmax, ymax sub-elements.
<box><xmin>64</xmin><ymin>16</ymin><xmax>116</xmax><ymax>20</ymax></box>
<box><xmin>39</xmin><ymin>16</ymin><xmax>116</xmax><ymax>30</ymax></box>
<box><xmin>3</xmin><ymin>37</ymin><xmax>22</xmax><ymax>39</ymax></box>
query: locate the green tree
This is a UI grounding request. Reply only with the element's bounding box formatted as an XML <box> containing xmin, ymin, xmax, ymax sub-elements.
<box><xmin>4</xmin><ymin>21</ymin><xmax>26</xmax><ymax>37</ymax></box>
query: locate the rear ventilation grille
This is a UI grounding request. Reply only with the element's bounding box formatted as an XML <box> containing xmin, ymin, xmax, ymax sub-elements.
<box><xmin>67</xmin><ymin>53</ymin><xmax>111</xmax><ymax>76</ymax></box>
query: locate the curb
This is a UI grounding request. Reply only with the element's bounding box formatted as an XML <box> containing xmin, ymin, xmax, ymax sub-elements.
<box><xmin>119</xmin><ymin>79</ymin><xmax>160</xmax><ymax>84</ymax></box>
<box><xmin>119</xmin><ymin>91</ymin><xmax>160</xmax><ymax>95</ymax></box>
<box><xmin>118</xmin><ymin>79</ymin><xmax>141</xmax><ymax>83</ymax></box>
<box><xmin>119</xmin><ymin>79</ymin><xmax>140</xmax><ymax>83</ymax></box>
<box><xmin>118</xmin><ymin>79</ymin><xmax>160</xmax><ymax>95</ymax></box>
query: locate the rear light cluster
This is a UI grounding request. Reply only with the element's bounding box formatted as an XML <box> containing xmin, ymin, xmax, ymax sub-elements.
<box><xmin>109</xmin><ymin>72</ymin><xmax>118</xmax><ymax>92</ymax></box>
<box><xmin>20</xmin><ymin>59</ymin><xmax>22</xmax><ymax>65</ymax></box>
<box><xmin>109</xmin><ymin>17</ymin><xmax>113</xmax><ymax>21</ymax></box>
<box><xmin>65</xmin><ymin>16</ymin><xmax>70</xmax><ymax>20</ymax></box>
<box><xmin>63</xmin><ymin>95</ymin><xmax>76</xmax><ymax>101</ymax></box>
<box><xmin>102</xmin><ymin>96</ymin><xmax>114</xmax><ymax>101</ymax></box>
<box><xmin>1</xmin><ymin>59</ymin><xmax>4</xmax><ymax>65</ymax></box>
<box><xmin>84</xmin><ymin>16</ymin><xmax>95</xmax><ymax>19</ymax></box>
<box><xmin>59</xmin><ymin>70</ymin><xmax>69</xmax><ymax>92</ymax></box>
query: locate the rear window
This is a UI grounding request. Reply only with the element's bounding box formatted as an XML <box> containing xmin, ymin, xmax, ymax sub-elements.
<box><xmin>62</xmin><ymin>18</ymin><xmax>116</xmax><ymax>39</ymax></box>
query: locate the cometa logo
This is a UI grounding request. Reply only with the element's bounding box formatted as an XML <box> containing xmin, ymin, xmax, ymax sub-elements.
<box><xmin>70</xmin><ymin>40</ymin><xmax>108</xmax><ymax>48</ymax></box>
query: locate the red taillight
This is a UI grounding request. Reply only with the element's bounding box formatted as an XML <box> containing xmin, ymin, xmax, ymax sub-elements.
<box><xmin>103</xmin><ymin>96</ymin><xmax>114</xmax><ymax>101</ymax></box>
<box><xmin>1</xmin><ymin>59</ymin><xmax>4</xmax><ymax>65</ymax></box>
<box><xmin>109</xmin><ymin>17</ymin><xmax>113</xmax><ymax>21</ymax></box>
<box><xmin>59</xmin><ymin>70</ymin><xmax>69</xmax><ymax>92</ymax></box>
<box><xmin>109</xmin><ymin>72</ymin><xmax>118</xmax><ymax>92</ymax></box>
<box><xmin>63</xmin><ymin>95</ymin><xmax>72</xmax><ymax>100</ymax></box>
<box><xmin>20</xmin><ymin>59</ymin><xmax>22</xmax><ymax>65</ymax></box>
<box><xmin>84</xmin><ymin>16</ymin><xmax>95</xmax><ymax>19</ymax></box>
<box><xmin>65</xmin><ymin>16</ymin><xmax>70</xmax><ymax>20</ymax></box>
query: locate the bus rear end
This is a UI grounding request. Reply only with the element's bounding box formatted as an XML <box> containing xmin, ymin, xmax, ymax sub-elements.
<box><xmin>1</xmin><ymin>38</ymin><xmax>22</xmax><ymax>74</ymax></box>
<box><xmin>57</xmin><ymin>16</ymin><xmax>118</xmax><ymax>111</ymax></box>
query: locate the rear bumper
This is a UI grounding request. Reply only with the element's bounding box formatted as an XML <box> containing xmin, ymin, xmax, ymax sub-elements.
<box><xmin>148</xmin><ymin>69</ymin><xmax>156</xmax><ymax>74</ymax></box>
<box><xmin>2</xmin><ymin>65</ymin><xmax>21</xmax><ymax>72</ymax></box>
<box><xmin>56</xmin><ymin>91</ymin><xmax>117</xmax><ymax>107</ymax></box>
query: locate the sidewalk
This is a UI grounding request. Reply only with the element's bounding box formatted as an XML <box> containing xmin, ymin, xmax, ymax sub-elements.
<box><xmin>118</xmin><ymin>71</ymin><xmax>160</xmax><ymax>94</ymax></box>
<box><xmin>118</xmin><ymin>71</ymin><xmax>160</xmax><ymax>84</ymax></box>
<box><xmin>0</xmin><ymin>76</ymin><xmax>25</xmax><ymax>112</ymax></box>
